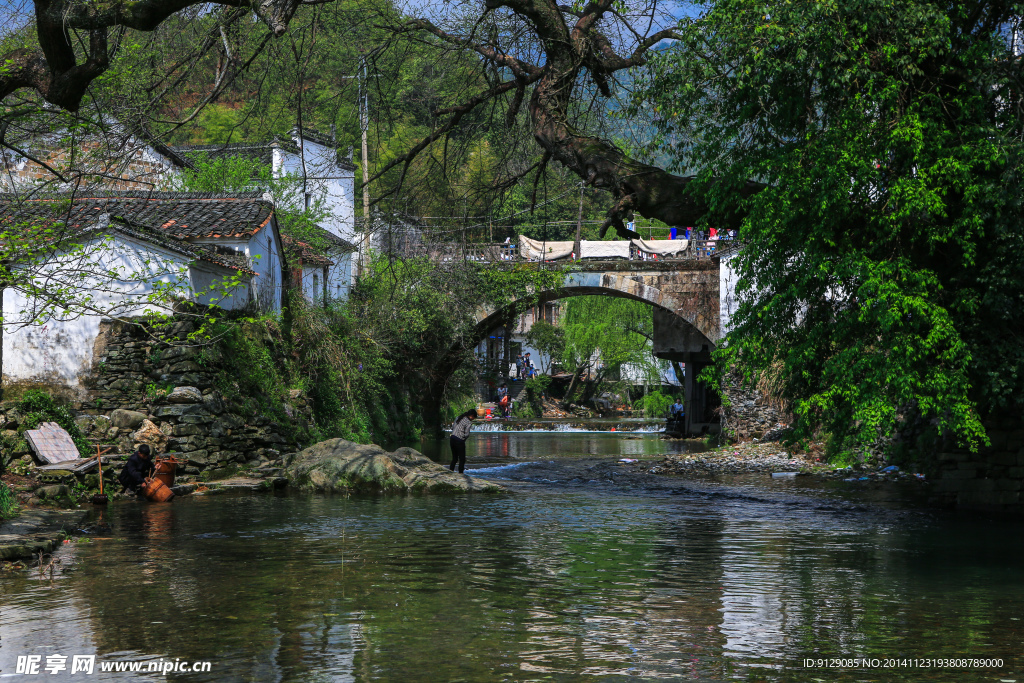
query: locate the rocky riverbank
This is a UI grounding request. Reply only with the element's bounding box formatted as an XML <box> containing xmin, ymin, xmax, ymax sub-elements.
<box><xmin>0</xmin><ymin>509</ymin><xmax>87</xmax><ymax>562</ymax></box>
<box><xmin>645</xmin><ymin>440</ymin><xmax>929</xmax><ymax>485</ymax></box>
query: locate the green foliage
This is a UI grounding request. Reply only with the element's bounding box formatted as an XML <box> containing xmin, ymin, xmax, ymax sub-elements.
<box><xmin>633</xmin><ymin>390</ymin><xmax>674</xmax><ymax>418</ymax></box>
<box><xmin>215</xmin><ymin>317</ymin><xmax>299</xmax><ymax>440</ymax></box>
<box><xmin>289</xmin><ymin>296</ymin><xmax>389</xmax><ymax>444</ymax></box>
<box><xmin>557</xmin><ymin>296</ymin><xmax>665</xmax><ymax>407</ymax></box>
<box><xmin>525</xmin><ymin>320</ymin><xmax>565</xmax><ymax>374</ymax></box>
<box><xmin>0</xmin><ymin>482</ymin><xmax>18</xmax><ymax>520</ymax></box>
<box><xmin>145</xmin><ymin>383</ymin><xmax>171</xmax><ymax>400</ymax></box>
<box><xmin>638</xmin><ymin>0</ymin><xmax>1024</xmax><ymax>450</ymax></box>
<box><xmin>192</xmin><ymin>105</ymin><xmax>245</xmax><ymax>144</ymax></box>
<box><xmin>16</xmin><ymin>390</ymin><xmax>91</xmax><ymax>458</ymax></box>
<box><xmin>561</xmin><ymin>296</ymin><xmax>658</xmax><ymax>377</ymax></box>
<box><xmin>173</xmin><ymin>153</ymin><xmax>272</xmax><ymax>193</ymax></box>
<box><xmin>524</xmin><ymin>376</ymin><xmax>552</xmax><ymax>417</ymax></box>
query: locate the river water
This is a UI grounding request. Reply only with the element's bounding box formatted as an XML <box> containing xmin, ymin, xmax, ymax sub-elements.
<box><xmin>2</xmin><ymin>432</ymin><xmax>1023</xmax><ymax>682</ymax></box>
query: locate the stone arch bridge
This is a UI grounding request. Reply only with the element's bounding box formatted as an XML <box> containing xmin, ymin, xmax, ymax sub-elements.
<box><xmin>466</xmin><ymin>253</ymin><xmax>739</xmax><ymax>436</ymax></box>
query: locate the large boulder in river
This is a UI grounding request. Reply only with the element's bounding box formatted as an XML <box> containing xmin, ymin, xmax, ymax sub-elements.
<box><xmin>284</xmin><ymin>439</ymin><xmax>504</xmax><ymax>494</ymax></box>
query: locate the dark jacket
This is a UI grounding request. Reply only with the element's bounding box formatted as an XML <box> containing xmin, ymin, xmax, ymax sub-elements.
<box><xmin>118</xmin><ymin>452</ymin><xmax>155</xmax><ymax>489</ymax></box>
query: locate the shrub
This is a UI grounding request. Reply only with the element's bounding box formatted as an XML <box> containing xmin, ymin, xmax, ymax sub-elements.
<box><xmin>0</xmin><ymin>482</ymin><xmax>18</xmax><ymax>520</ymax></box>
<box><xmin>633</xmin><ymin>389</ymin><xmax>675</xmax><ymax>418</ymax></box>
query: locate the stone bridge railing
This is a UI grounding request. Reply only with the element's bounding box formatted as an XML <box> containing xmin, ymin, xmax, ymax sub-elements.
<box><xmin>396</xmin><ymin>239</ymin><xmax>741</xmax><ymax>263</ymax></box>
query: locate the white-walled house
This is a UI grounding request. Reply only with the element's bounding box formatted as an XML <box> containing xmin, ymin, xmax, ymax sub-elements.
<box><xmin>0</xmin><ymin>191</ymin><xmax>283</xmax><ymax>391</ymax></box>
<box><xmin>2</xmin><ymin>125</ymin><xmax>358</xmax><ymax>303</ymax></box>
<box><xmin>170</xmin><ymin>130</ymin><xmax>358</xmax><ymax>301</ymax></box>
<box><xmin>0</xmin><ymin>191</ymin><xmax>285</xmax><ymax>311</ymax></box>
<box><xmin>283</xmin><ymin>228</ymin><xmax>356</xmax><ymax>302</ymax></box>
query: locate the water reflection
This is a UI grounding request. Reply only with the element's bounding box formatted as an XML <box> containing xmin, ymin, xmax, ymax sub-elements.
<box><xmin>422</xmin><ymin>431</ymin><xmax>696</xmax><ymax>464</ymax></box>
<box><xmin>0</xmin><ymin>451</ymin><xmax>1023</xmax><ymax>681</ymax></box>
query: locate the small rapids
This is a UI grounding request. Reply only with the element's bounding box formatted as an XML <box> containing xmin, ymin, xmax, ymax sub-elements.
<box><xmin>465</xmin><ymin>418</ymin><xmax>664</xmax><ymax>433</ymax></box>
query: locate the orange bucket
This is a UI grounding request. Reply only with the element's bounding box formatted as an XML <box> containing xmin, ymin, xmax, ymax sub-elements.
<box><xmin>142</xmin><ymin>476</ymin><xmax>174</xmax><ymax>502</ymax></box>
<box><xmin>153</xmin><ymin>457</ymin><xmax>179</xmax><ymax>488</ymax></box>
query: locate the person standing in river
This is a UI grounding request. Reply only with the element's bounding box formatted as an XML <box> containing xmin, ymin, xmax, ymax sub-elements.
<box><xmin>449</xmin><ymin>409</ymin><xmax>476</xmax><ymax>474</ymax></box>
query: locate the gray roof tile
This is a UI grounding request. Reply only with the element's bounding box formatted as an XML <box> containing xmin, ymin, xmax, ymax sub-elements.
<box><xmin>0</xmin><ymin>191</ymin><xmax>274</xmax><ymax>240</ymax></box>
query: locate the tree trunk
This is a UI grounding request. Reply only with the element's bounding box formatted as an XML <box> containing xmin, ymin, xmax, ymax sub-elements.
<box><xmin>420</xmin><ymin>378</ymin><xmax>446</xmax><ymax>441</ymax></box>
<box><xmin>561</xmin><ymin>361</ymin><xmax>588</xmax><ymax>407</ymax></box>
<box><xmin>0</xmin><ymin>285</ymin><xmax>4</xmax><ymax>403</ymax></box>
<box><xmin>503</xmin><ymin>319</ymin><xmax>512</xmax><ymax>386</ymax></box>
<box><xmin>579</xmin><ymin>367</ymin><xmax>607</xmax><ymax>407</ymax></box>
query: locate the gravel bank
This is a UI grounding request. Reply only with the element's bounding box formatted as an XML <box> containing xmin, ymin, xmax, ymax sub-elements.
<box><xmin>648</xmin><ymin>441</ymin><xmax>820</xmax><ymax>476</ymax></box>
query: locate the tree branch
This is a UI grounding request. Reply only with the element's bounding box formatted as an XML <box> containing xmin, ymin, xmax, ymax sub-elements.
<box><xmin>398</xmin><ymin>18</ymin><xmax>541</xmax><ymax>78</ymax></box>
<box><xmin>0</xmin><ymin>0</ymin><xmax>311</xmax><ymax>111</ymax></box>
<box><xmin>367</xmin><ymin>74</ymin><xmax>543</xmax><ymax>199</ymax></box>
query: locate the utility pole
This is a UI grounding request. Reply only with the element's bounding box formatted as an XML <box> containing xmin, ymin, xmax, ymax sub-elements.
<box><xmin>573</xmin><ymin>183</ymin><xmax>584</xmax><ymax>259</ymax></box>
<box><xmin>358</xmin><ymin>54</ymin><xmax>371</xmax><ymax>278</ymax></box>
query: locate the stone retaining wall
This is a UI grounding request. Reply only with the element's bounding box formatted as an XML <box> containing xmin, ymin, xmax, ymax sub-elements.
<box><xmin>933</xmin><ymin>418</ymin><xmax>1024</xmax><ymax>514</ymax></box>
<box><xmin>722</xmin><ymin>377</ymin><xmax>788</xmax><ymax>440</ymax></box>
<box><xmin>70</xmin><ymin>317</ymin><xmax>309</xmax><ymax>474</ymax></box>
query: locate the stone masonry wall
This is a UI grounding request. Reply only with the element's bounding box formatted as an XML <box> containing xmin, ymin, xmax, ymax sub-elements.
<box><xmin>74</xmin><ymin>317</ymin><xmax>310</xmax><ymax>475</ymax></box>
<box><xmin>721</xmin><ymin>376</ymin><xmax>789</xmax><ymax>441</ymax></box>
<box><xmin>932</xmin><ymin>417</ymin><xmax>1024</xmax><ymax>514</ymax></box>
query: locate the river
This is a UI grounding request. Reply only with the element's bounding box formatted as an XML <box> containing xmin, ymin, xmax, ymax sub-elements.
<box><xmin>1</xmin><ymin>430</ymin><xmax>1022</xmax><ymax>682</ymax></box>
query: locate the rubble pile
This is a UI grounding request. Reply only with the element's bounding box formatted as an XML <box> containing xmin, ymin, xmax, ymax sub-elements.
<box><xmin>649</xmin><ymin>441</ymin><xmax>816</xmax><ymax>476</ymax></box>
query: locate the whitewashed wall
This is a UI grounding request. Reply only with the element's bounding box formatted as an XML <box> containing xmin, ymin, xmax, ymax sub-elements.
<box><xmin>719</xmin><ymin>252</ymin><xmax>739</xmax><ymax>338</ymax></box>
<box><xmin>2</xmin><ymin>234</ymin><xmax>249</xmax><ymax>389</ymax></box>
<box><xmin>299</xmin><ymin>265</ymin><xmax>325</xmax><ymax>301</ymax></box>
<box><xmin>325</xmin><ymin>252</ymin><xmax>351</xmax><ymax>301</ymax></box>
<box><xmin>273</xmin><ymin>137</ymin><xmax>356</xmax><ymax>244</ymax></box>
<box><xmin>189</xmin><ymin>263</ymin><xmax>252</xmax><ymax>311</ymax></box>
<box><xmin>193</xmin><ymin>219</ymin><xmax>281</xmax><ymax>312</ymax></box>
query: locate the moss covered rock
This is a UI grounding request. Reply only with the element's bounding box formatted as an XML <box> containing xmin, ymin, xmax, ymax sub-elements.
<box><xmin>284</xmin><ymin>439</ymin><xmax>504</xmax><ymax>494</ymax></box>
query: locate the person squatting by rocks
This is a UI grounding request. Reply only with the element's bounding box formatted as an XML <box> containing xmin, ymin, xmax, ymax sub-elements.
<box><xmin>118</xmin><ymin>444</ymin><xmax>155</xmax><ymax>495</ymax></box>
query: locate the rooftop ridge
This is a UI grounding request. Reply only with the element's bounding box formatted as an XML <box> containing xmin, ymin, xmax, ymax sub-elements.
<box><xmin>0</xmin><ymin>190</ymin><xmax>268</xmax><ymax>201</ymax></box>
<box><xmin>170</xmin><ymin>140</ymin><xmax>287</xmax><ymax>151</ymax></box>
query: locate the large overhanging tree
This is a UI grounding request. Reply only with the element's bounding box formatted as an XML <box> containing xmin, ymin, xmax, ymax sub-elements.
<box><xmin>635</xmin><ymin>0</ymin><xmax>1024</xmax><ymax>453</ymax></box>
<box><xmin>1</xmin><ymin>0</ymin><xmax>744</xmax><ymax>235</ymax></box>
<box><xmin>371</xmin><ymin>0</ymin><xmax>764</xmax><ymax>237</ymax></box>
<box><xmin>9</xmin><ymin>0</ymin><xmax>1021</xmax><ymax>455</ymax></box>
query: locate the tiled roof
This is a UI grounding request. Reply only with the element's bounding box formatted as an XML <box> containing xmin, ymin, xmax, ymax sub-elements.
<box><xmin>0</xmin><ymin>191</ymin><xmax>273</xmax><ymax>240</ymax></box>
<box><xmin>107</xmin><ymin>217</ymin><xmax>255</xmax><ymax>274</ymax></box>
<box><xmin>171</xmin><ymin>141</ymin><xmax>282</xmax><ymax>167</ymax></box>
<box><xmin>190</xmin><ymin>242</ymin><xmax>255</xmax><ymax>273</ymax></box>
<box><xmin>282</xmin><ymin>234</ymin><xmax>334</xmax><ymax>268</ymax></box>
<box><xmin>309</xmin><ymin>225</ymin><xmax>357</xmax><ymax>253</ymax></box>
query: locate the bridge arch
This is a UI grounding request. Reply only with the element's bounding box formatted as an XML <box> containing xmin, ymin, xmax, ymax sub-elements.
<box><xmin>423</xmin><ymin>264</ymin><xmax>724</xmax><ymax>439</ymax></box>
<box><xmin>472</xmin><ymin>271</ymin><xmax>718</xmax><ymax>354</ymax></box>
